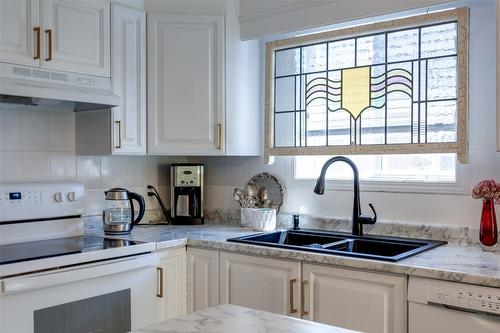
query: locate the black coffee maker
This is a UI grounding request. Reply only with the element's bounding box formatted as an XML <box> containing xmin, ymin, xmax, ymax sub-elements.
<box><xmin>170</xmin><ymin>164</ymin><xmax>204</xmax><ymax>224</ymax></box>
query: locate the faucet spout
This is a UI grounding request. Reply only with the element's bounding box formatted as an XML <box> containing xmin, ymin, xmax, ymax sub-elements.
<box><xmin>313</xmin><ymin>156</ymin><xmax>377</xmax><ymax>236</ymax></box>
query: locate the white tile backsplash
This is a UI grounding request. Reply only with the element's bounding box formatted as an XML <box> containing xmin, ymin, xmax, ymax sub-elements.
<box><xmin>49</xmin><ymin>112</ymin><xmax>75</xmax><ymax>152</ymax></box>
<box><xmin>50</xmin><ymin>152</ymin><xmax>76</xmax><ymax>180</ymax></box>
<box><xmin>21</xmin><ymin>110</ymin><xmax>49</xmax><ymax>151</ymax></box>
<box><xmin>100</xmin><ymin>156</ymin><xmax>125</xmax><ymax>188</ymax></box>
<box><xmin>76</xmin><ymin>155</ymin><xmax>101</xmax><ymax>188</ymax></box>
<box><xmin>21</xmin><ymin>152</ymin><xmax>50</xmax><ymax>181</ymax></box>
<box><xmin>0</xmin><ymin>151</ymin><xmax>22</xmax><ymax>181</ymax></box>
<box><xmin>123</xmin><ymin>156</ymin><xmax>147</xmax><ymax>187</ymax></box>
<box><xmin>0</xmin><ymin>108</ymin><xmax>185</xmax><ymax>215</ymax></box>
<box><xmin>0</xmin><ymin>109</ymin><xmax>21</xmax><ymax>151</ymax></box>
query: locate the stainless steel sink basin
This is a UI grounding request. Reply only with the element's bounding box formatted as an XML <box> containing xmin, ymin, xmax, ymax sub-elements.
<box><xmin>227</xmin><ymin>229</ymin><xmax>446</xmax><ymax>262</ymax></box>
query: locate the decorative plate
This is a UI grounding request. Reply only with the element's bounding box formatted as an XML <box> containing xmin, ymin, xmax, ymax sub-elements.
<box><xmin>247</xmin><ymin>172</ymin><xmax>284</xmax><ymax>214</ymax></box>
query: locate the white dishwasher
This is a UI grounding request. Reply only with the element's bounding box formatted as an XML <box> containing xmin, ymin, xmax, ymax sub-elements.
<box><xmin>408</xmin><ymin>276</ymin><xmax>500</xmax><ymax>333</ymax></box>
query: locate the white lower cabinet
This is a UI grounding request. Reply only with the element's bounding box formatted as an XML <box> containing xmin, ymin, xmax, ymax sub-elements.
<box><xmin>302</xmin><ymin>263</ymin><xmax>407</xmax><ymax>333</ymax></box>
<box><xmin>185</xmin><ymin>249</ymin><xmax>407</xmax><ymax>332</ymax></box>
<box><xmin>156</xmin><ymin>247</ymin><xmax>187</xmax><ymax>321</ymax></box>
<box><xmin>187</xmin><ymin>247</ymin><xmax>220</xmax><ymax>313</ymax></box>
<box><xmin>219</xmin><ymin>251</ymin><xmax>301</xmax><ymax>317</ymax></box>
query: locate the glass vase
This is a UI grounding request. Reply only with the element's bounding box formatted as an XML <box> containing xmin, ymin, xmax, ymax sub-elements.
<box><xmin>479</xmin><ymin>199</ymin><xmax>498</xmax><ymax>252</ymax></box>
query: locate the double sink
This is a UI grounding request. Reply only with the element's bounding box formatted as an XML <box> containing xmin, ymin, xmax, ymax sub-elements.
<box><xmin>227</xmin><ymin>229</ymin><xmax>446</xmax><ymax>262</ymax></box>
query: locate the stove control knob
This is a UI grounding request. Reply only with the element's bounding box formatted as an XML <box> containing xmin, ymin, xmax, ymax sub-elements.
<box><xmin>54</xmin><ymin>192</ymin><xmax>63</xmax><ymax>202</ymax></box>
<box><xmin>67</xmin><ymin>191</ymin><xmax>76</xmax><ymax>201</ymax></box>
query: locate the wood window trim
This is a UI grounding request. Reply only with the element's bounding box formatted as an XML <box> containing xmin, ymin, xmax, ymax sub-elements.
<box><xmin>264</xmin><ymin>8</ymin><xmax>469</xmax><ymax>164</ymax></box>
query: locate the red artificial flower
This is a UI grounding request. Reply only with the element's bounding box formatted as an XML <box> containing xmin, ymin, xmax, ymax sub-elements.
<box><xmin>472</xmin><ymin>179</ymin><xmax>500</xmax><ymax>204</ymax></box>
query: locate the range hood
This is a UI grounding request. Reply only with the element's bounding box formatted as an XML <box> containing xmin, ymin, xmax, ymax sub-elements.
<box><xmin>0</xmin><ymin>63</ymin><xmax>119</xmax><ymax>111</ymax></box>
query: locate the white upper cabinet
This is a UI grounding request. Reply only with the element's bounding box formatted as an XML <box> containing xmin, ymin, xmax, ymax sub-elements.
<box><xmin>148</xmin><ymin>13</ymin><xmax>225</xmax><ymax>155</ymax></box>
<box><xmin>0</xmin><ymin>0</ymin><xmax>40</xmax><ymax>67</ymax></box>
<box><xmin>0</xmin><ymin>0</ymin><xmax>110</xmax><ymax>77</ymax></box>
<box><xmin>111</xmin><ymin>3</ymin><xmax>146</xmax><ymax>154</ymax></box>
<box><xmin>147</xmin><ymin>0</ymin><xmax>261</xmax><ymax>156</ymax></box>
<box><xmin>41</xmin><ymin>0</ymin><xmax>110</xmax><ymax>76</ymax></box>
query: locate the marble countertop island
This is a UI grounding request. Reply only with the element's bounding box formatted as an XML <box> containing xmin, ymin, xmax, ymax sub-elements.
<box><xmin>130</xmin><ymin>304</ymin><xmax>359</xmax><ymax>333</ymax></box>
<box><xmin>89</xmin><ymin>223</ymin><xmax>500</xmax><ymax>288</ymax></box>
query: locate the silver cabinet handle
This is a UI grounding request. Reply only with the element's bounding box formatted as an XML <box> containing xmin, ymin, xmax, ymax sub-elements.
<box><xmin>217</xmin><ymin>123</ymin><xmax>222</xmax><ymax>150</ymax></box>
<box><xmin>156</xmin><ymin>267</ymin><xmax>163</xmax><ymax>298</ymax></box>
<box><xmin>289</xmin><ymin>279</ymin><xmax>297</xmax><ymax>314</ymax></box>
<box><xmin>301</xmin><ymin>280</ymin><xmax>309</xmax><ymax>316</ymax></box>
<box><xmin>115</xmin><ymin>120</ymin><xmax>121</xmax><ymax>148</ymax></box>
<box><xmin>34</xmin><ymin>27</ymin><xmax>41</xmax><ymax>59</ymax></box>
<box><xmin>45</xmin><ymin>29</ymin><xmax>52</xmax><ymax>61</ymax></box>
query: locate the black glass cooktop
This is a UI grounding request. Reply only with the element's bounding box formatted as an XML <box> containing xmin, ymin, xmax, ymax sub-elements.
<box><xmin>0</xmin><ymin>235</ymin><xmax>142</xmax><ymax>265</ymax></box>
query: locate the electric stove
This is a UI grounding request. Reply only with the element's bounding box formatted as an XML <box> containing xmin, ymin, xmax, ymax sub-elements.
<box><xmin>0</xmin><ymin>182</ymin><xmax>156</xmax><ymax>278</ymax></box>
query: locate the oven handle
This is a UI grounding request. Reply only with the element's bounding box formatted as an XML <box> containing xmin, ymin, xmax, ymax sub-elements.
<box><xmin>1</xmin><ymin>254</ymin><xmax>159</xmax><ymax>295</ymax></box>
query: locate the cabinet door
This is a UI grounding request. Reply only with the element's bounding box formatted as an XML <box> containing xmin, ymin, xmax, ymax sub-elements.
<box><xmin>41</xmin><ymin>0</ymin><xmax>110</xmax><ymax>76</ymax></box>
<box><xmin>157</xmin><ymin>247</ymin><xmax>187</xmax><ymax>321</ymax></box>
<box><xmin>148</xmin><ymin>13</ymin><xmax>224</xmax><ymax>155</ymax></box>
<box><xmin>302</xmin><ymin>263</ymin><xmax>407</xmax><ymax>333</ymax></box>
<box><xmin>0</xmin><ymin>0</ymin><xmax>40</xmax><ymax>67</ymax></box>
<box><xmin>220</xmin><ymin>252</ymin><xmax>301</xmax><ymax>317</ymax></box>
<box><xmin>187</xmin><ymin>247</ymin><xmax>219</xmax><ymax>313</ymax></box>
<box><xmin>111</xmin><ymin>4</ymin><xmax>146</xmax><ymax>155</ymax></box>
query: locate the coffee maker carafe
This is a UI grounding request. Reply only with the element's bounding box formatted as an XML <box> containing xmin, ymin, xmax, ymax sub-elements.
<box><xmin>171</xmin><ymin>164</ymin><xmax>204</xmax><ymax>224</ymax></box>
<box><xmin>103</xmin><ymin>188</ymin><xmax>145</xmax><ymax>234</ymax></box>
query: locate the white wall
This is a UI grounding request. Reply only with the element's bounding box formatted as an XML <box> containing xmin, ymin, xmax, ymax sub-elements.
<box><xmin>239</xmin><ymin>0</ymin><xmax>453</xmax><ymax>40</ymax></box>
<box><xmin>0</xmin><ymin>108</ymin><xmax>185</xmax><ymax>215</ymax></box>
<box><xmin>145</xmin><ymin>0</ymin><xmax>227</xmax><ymax>14</ymax></box>
<box><xmin>194</xmin><ymin>0</ymin><xmax>499</xmax><ymax>228</ymax></box>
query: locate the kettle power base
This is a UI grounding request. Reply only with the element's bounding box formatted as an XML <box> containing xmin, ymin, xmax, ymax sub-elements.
<box><xmin>103</xmin><ymin>230</ymin><xmax>134</xmax><ymax>235</ymax></box>
<box><xmin>169</xmin><ymin>217</ymin><xmax>204</xmax><ymax>225</ymax></box>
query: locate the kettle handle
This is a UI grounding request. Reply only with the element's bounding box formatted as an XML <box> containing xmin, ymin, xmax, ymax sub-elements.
<box><xmin>128</xmin><ymin>192</ymin><xmax>145</xmax><ymax>227</ymax></box>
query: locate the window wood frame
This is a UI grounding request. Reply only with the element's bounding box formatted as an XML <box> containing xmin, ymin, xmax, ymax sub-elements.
<box><xmin>264</xmin><ymin>8</ymin><xmax>469</xmax><ymax>163</ymax></box>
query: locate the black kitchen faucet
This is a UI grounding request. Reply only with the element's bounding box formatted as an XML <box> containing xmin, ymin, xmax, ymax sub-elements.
<box><xmin>313</xmin><ymin>156</ymin><xmax>377</xmax><ymax>236</ymax></box>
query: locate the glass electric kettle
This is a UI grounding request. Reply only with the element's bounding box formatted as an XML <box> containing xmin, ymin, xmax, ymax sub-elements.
<box><xmin>103</xmin><ymin>188</ymin><xmax>145</xmax><ymax>235</ymax></box>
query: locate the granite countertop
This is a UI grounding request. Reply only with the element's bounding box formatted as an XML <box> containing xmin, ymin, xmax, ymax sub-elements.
<box><xmin>90</xmin><ymin>224</ymin><xmax>500</xmax><ymax>288</ymax></box>
<box><xmin>130</xmin><ymin>304</ymin><xmax>359</xmax><ymax>333</ymax></box>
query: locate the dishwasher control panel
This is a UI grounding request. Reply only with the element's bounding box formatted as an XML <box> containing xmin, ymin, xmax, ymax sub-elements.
<box><xmin>429</xmin><ymin>285</ymin><xmax>500</xmax><ymax>315</ymax></box>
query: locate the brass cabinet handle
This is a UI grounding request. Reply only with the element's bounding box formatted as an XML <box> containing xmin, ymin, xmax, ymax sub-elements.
<box><xmin>156</xmin><ymin>267</ymin><xmax>164</xmax><ymax>298</ymax></box>
<box><xmin>115</xmin><ymin>120</ymin><xmax>121</xmax><ymax>148</ymax></box>
<box><xmin>217</xmin><ymin>123</ymin><xmax>222</xmax><ymax>150</ymax></box>
<box><xmin>33</xmin><ymin>27</ymin><xmax>40</xmax><ymax>59</ymax></box>
<box><xmin>289</xmin><ymin>279</ymin><xmax>298</xmax><ymax>314</ymax></box>
<box><xmin>45</xmin><ymin>29</ymin><xmax>52</xmax><ymax>61</ymax></box>
<box><xmin>301</xmin><ymin>280</ymin><xmax>309</xmax><ymax>316</ymax></box>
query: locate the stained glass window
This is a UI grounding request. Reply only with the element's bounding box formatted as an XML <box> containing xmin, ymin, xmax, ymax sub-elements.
<box><xmin>266</xmin><ymin>9</ymin><xmax>468</xmax><ymax>163</ymax></box>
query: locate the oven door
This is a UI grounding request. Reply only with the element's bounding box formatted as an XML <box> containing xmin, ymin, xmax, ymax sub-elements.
<box><xmin>0</xmin><ymin>253</ymin><xmax>159</xmax><ymax>333</ymax></box>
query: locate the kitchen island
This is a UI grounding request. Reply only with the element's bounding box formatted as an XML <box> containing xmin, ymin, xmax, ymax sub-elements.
<box><xmin>130</xmin><ymin>304</ymin><xmax>359</xmax><ymax>333</ymax></box>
